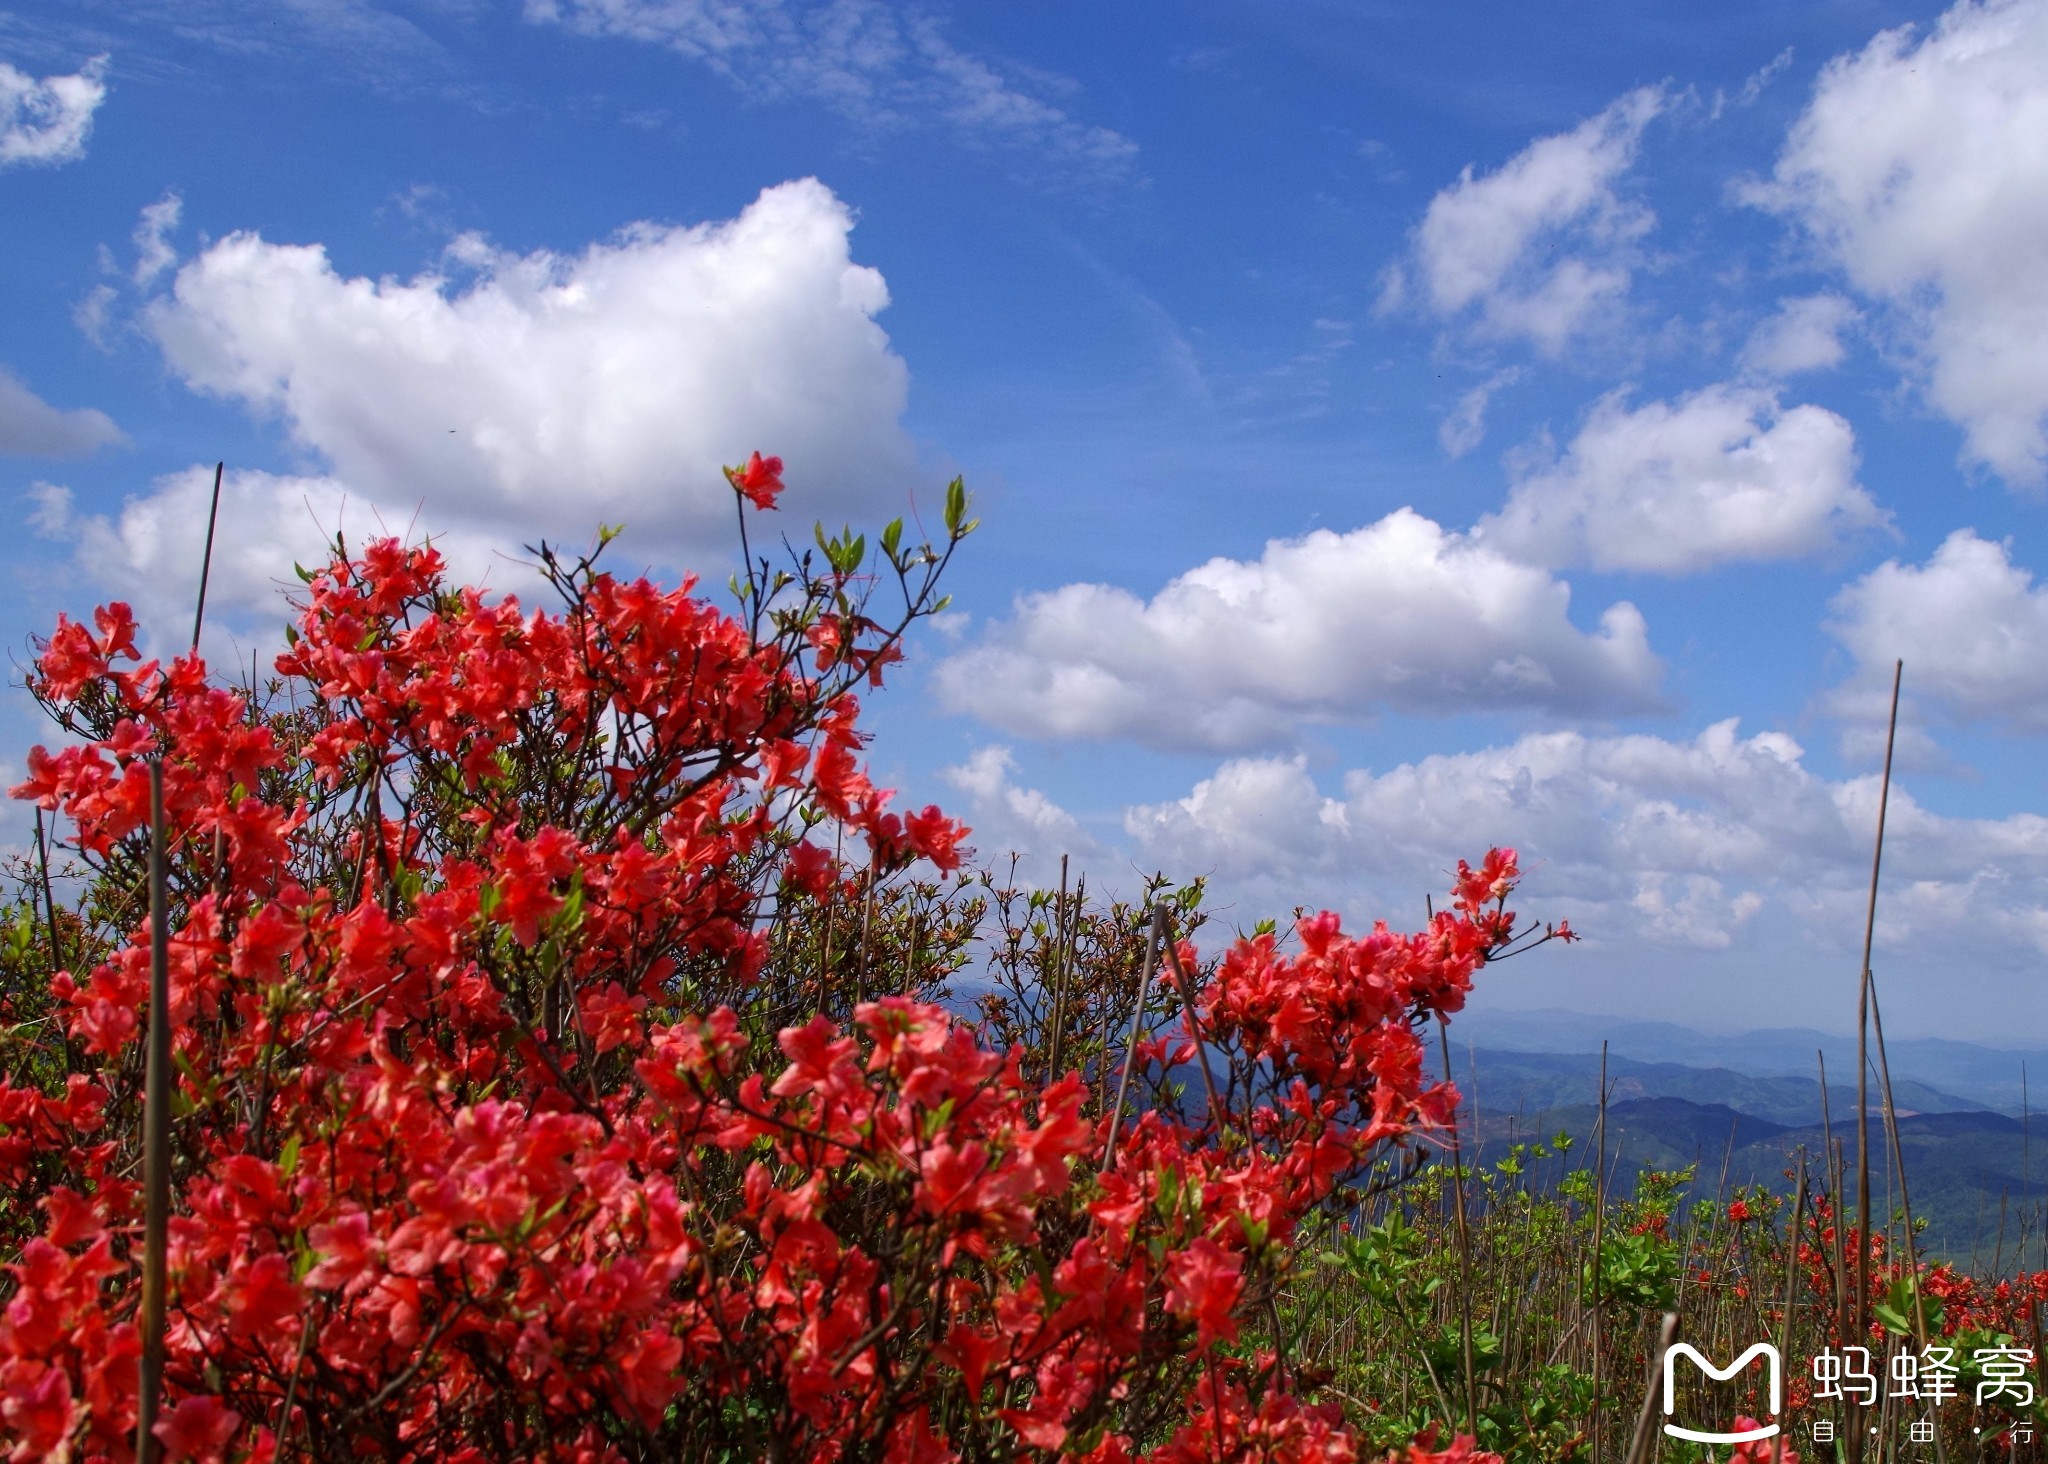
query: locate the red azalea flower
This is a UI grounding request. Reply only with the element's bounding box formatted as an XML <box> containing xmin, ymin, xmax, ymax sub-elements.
<box><xmin>729</xmin><ymin>451</ymin><xmax>785</xmax><ymax>509</ymax></box>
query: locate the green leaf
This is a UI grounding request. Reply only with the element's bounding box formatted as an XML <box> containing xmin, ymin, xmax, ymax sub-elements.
<box><xmin>1872</xmin><ymin>1276</ymin><xmax>1943</xmax><ymax>1337</ymax></box>
<box><xmin>880</xmin><ymin>518</ymin><xmax>903</xmax><ymax>561</ymax></box>
<box><xmin>943</xmin><ymin>477</ymin><xmax>967</xmax><ymax>535</ymax></box>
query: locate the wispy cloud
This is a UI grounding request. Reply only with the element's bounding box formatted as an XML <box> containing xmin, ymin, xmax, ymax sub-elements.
<box><xmin>525</xmin><ymin>0</ymin><xmax>1137</xmax><ymax>180</ymax></box>
<box><xmin>132</xmin><ymin>191</ymin><xmax>182</xmax><ymax>286</ymax></box>
<box><xmin>1438</xmin><ymin>366</ymin><xmax>1521</xmax><ymax>458</ymax></box>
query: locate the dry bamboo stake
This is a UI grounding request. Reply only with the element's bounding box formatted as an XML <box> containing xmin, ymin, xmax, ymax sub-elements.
<box><xmin>136</xmin><ymin>762</ymin><xmax>173</xmax><ymax>1464</ymax></box>
<box><xmin>1866</xmin><ymin>973</ymin><xmax>1926</xmax><ymax>1342</ymax></box>
<box><xmin>191</xmin><ymin>461</ymin><xmax>224</xmax><ymax>651</ymax></box>
<box><xmin>1101</xmin><ymin>906</ymin><xmax>1165</xmax><ymax>1173</ymax></box>
<box><xmin>1819</xmin><ymin>1050</ymin><xmax>1845</xmax><ymax>1333</ymax></box>
<box><xmin>1624</xmin><ymin>1311</ymin><xmax>1680</xmax><ymax>1464</ymax></box>
<box><xmin>1439</xmin><ymin>1017</ymin><xmax>1479</xmax><ymax>1440</ymax></box>
<box><xmin>1852</xmin><ymin>658</ymin><xmax>1903</xmax><ymax>1464</ymax></box>
<box><xmin>1773</xmin><ymin>1160</ymin><xmax>1808</xmax><ymax>1464</ymax></box>
<box><xmin>1592</xmin><ymin>1041</ymin><xmax>1609</xmax><ymax>1464</ymax></box>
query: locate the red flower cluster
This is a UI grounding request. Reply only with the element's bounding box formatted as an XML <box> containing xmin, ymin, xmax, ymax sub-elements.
<box><xmin>1</xmin><ymin>474</ymin><xmax>1536</xmax><ymax>1461</ymax></box>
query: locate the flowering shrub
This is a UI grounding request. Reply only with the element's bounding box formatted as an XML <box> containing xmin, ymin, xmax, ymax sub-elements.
<box><xmin>0</xmin><ymin>464</ymin><xmax>1554</xmax><ymax>1462</ymax></box>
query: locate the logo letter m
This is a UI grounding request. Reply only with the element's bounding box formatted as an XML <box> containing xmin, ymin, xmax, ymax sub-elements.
<box><xmin>1662</xmin><ymin>1342</ymin><xmax>1782</xmax><ymax>1444</ymax></box>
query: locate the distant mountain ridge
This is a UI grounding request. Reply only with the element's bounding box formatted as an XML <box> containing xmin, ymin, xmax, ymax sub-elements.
<box><xmin>1423</xmin><ymin>1031</ymin><xmax>2048</xmax><ymax>1264</ymax></box>
<box><xmin>1442</xmin><ymin>1046</ymin><xmax>1987</xmax><ymax>1130</ymax></box>
<box><xmin>1446</xmin><ymin>1006</ymin><xmax>2048</xmax><ymax>1115</ymax></box>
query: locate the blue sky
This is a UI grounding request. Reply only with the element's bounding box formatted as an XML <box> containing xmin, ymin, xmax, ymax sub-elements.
<box><xmin>7</xmin><ymin>0</ymin><xmax>2048</xmax><ymax>1040</ymax></box>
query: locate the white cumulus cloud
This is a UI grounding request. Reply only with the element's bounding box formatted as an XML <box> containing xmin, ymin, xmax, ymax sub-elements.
<box><xmin>29</xmin><ymin>465</ymin><xmax>533</xmax><ymax>658</ymax></box>
<box><xmin>940</xmin><ymin>746</ymin><xmax>1100</xmax><ymax>870</ymax></box>
<box><xmin>0</xmin><ymin>55</ymin><xmax>107</xmax><ymax>168</ymax></box>
<box><xmin>1479</xmin><ymin>384</ymin><xmax>1883</xmax><ymax>574</ymax></box>
<box><xmin>143</xmin><ymin>178</ymin><xmax>920</xmax><ymax>566</ymax></box>
<box><xmin>1392</xmin><ymin>85</ymin><xmax>1664</xmax><ymax>354</ymax></box>
<box><xmin>1828</xmin><ymin>529</ymin><xmax>2048</xmax><ymax>733</ymax></box>
<box><xmin>933</xmin><ymin>508</ymin><xmax>1663</xmax><ymax>752</ymax></box>
<box><xmin>1755</xmin><ymin>0</ymin><xmax>2048</xmax><ymax>485</ymax></box>
<box><xmin>0</xmin><ymin>369</ymin><xmax>123</xmax><ymax>458</ymax></box>
<box><xmin>1124</xmin><ymin>719</ymin><xmax>2048</xmax><ymax>962</ymax></box>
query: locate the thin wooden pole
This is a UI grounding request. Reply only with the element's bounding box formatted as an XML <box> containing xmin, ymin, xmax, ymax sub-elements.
<box><xmin>1869</xmin><ymin>974</ymin><xmax>1946</xmax><ymax>1464</ymax></box>
<box><xmin>1440</xmin><ymin>1017</ymin><xmax>1478</xmax><ymax>1439</ymax></box>
<box><xmin>136</xmin><ymin>762</ymin><xmax>173</xmax><ymax>1463</ymax></box>
<box><xmin>1818</xmin><ymin>1050</ymin><xmax>1844</xmax><ymax>1334</ymax></box>
<box><xmin>1773</xmin><ymin>1160</ymin><xmax>1808</xmax><ymax>1464</ymax></box>
<box><xmin>1591</xmin><ymin>1041</ymin><xmax>1608</xmax><ymax>1464</ymax></box>
<box><xmin>1624</xmin><ymin>1311</ymin><xmax>1680</xmax><ymax>1464</ymax></box>
<box><xmin>190</xmin><ymin>462</ymin><xmax>224</xmax><ymax>652</ymax></box>
<box><xmin>1867</xmin><ymin>976</ymin><xmax>1923</xmax><ymax>1309</ymax></box>
<box><xmin>1852</xmin><ymin>657</ymin><xmax>1902</xmax><ymax>1464</ymax></box>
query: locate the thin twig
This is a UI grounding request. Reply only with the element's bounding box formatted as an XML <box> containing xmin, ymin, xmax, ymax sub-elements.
<box><xmin>33</xmin><ymin>807</ymin><xmax>63</xmax><ymax>976</ymax></box>
<box><xmin>1159</xmin><ymin>917</ymin><xmax>1226</xmax><ymax>1134</ymax></box>
<box><xmin>1046</xmin><ymin>854</ymin><xmax>1071</xmax><ymax>1080</ymax></box>
<box><xmin>1101</xmin><ymin>906</ymin><xmax>1165</xmax><ymax>1173</ymax></box>
<box><xmin>854</xmin><ymin>863</ymin><xmax>877</xmax><ymax>1009</ymax></box>
<box><xmin>274</xmin><ymin>1308</ymin><xmax>318</xmax><ymax>1460</ymax></box>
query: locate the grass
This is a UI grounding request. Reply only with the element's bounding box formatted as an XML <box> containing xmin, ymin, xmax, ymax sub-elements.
<box><xmin>1271</xmin><ymin>1126</ymin><xmax>2047</xmax><ymax>1464</ymax></box>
